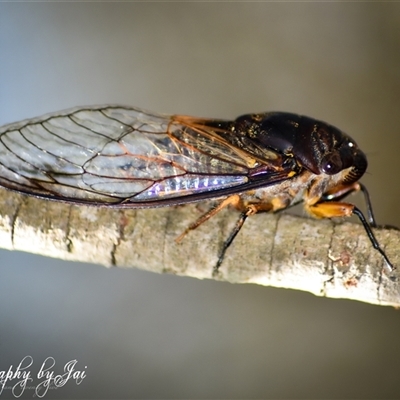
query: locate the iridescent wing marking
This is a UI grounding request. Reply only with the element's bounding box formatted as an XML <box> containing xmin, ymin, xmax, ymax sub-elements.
<box><xmin>0</xmin><ymin>105</ymin><xmax>295</xmax><ymax>207</ymax></box>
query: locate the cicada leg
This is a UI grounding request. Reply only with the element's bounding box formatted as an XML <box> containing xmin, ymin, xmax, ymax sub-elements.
<box><xmin>175</xmin><ymin>194</ymin><xmax>245</xmax><ymax>244</ymax></box>
<box><xmin>322</xmin><ymin>182</ymin><xmax>376</xmax><ymax>226</ymax></box>
<box><xmin>176</xmin><ymin>195</ymin><xmax>277</xmax><ymax>275</ymax></box>
<box><xmin>213</xmin><ymin>201</ymin><xmax>274</xmax><ymax>276</ymax></box>
<box><xmin>305</xmin><ymin>198</ymin><xmax>394</xmax><ymax>271</ymax></box>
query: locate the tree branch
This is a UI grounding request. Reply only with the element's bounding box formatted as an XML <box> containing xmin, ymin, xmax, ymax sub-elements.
<box><xmin>0</xmin><ymin>188</ymin><xmax>398</xmax><ymax>307</ymax></box>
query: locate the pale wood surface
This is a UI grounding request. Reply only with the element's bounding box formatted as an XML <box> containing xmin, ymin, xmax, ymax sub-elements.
<box><xmin>0</xmin><ymin>188</ymin><xmax>398</xmax><ymax>307</ymax></box>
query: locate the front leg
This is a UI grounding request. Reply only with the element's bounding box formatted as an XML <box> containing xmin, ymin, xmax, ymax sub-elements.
<box><xmin>321</xmin><ymin>182</ymin><xmax>376</xmax><ymax>226</ymax></box>
<box><xmin>305</xmin><ymin>197</ymin><xmax>393</xmax><ymax>271</ymax></box>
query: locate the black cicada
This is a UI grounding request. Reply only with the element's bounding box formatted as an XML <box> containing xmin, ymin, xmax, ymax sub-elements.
<box><xmin>0</xmin><ymin>105</ymin><xmax>393</xmax><ymax>273</ymax></box>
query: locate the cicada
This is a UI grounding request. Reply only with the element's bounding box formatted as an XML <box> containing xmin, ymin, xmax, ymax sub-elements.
<box><xmin>0</xmin><ymin>105</ymin><xmax>393</xmax><ymax>273</ymax></box>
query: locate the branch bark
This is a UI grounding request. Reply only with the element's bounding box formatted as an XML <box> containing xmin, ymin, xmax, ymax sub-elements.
<box><xmin>0</xmin><ymin>188</ymin><xmax>398</xmax><ymax>307</ymax></box>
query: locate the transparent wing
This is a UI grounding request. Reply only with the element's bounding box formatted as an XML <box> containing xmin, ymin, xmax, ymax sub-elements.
<box><xmin>0</xmin><ymin>105</ymin><xmax>288</xmax><ymax>206</ymax></box>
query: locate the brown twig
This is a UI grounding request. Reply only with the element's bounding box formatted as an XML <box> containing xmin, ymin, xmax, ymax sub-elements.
<box><xmin>0</xmin><ymin>188</ymin><xmax>398</xmax><ymax>307</ymax></box>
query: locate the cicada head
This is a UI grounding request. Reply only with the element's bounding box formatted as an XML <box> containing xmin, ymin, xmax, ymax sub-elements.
<box><xmin>292</xmin><ymin>115</ymin><xmax>368</xmax><ymax>185</ymax></box>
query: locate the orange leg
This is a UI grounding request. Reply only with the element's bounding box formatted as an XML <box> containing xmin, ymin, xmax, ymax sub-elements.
<box><xmin>322</xmin><ymin>182</ymin><xmax>360</xmax><ymax>201</ymax></box>
<box><xmin>175</xmin><ymin>195</ymin><xmax>244</xmax><ymax>243</ymax></box>
<box><xmin>175</xmin><ymin>195</ymin><xmax>277</xmax><ymax>274</ymax></box>
<box><xmin>322</xmin><ymin>182</ymin><xmax>376</xmax><ymax>225</ymax></box>
<box><xmin>306</xmin><ymin>200</ymin><xmax>393</xmax><ymax>271</ymax></box>
<box><xmin>306</xmin><ymin>201</ymin><xmax>355</xmax><ymax>219</ymax></box>
<box><xmin>212</xmin><ymin>201</ymin><xmax>274</xmax><ymax>275</ymax></box>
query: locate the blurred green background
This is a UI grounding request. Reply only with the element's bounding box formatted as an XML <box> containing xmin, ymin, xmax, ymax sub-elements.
<box><xmin>0</xmin><ymin>3</ymin><xmax>399</xmax><ymax>398</ymax></box>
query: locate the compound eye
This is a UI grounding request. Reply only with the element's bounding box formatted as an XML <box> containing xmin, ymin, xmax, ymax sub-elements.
<box><xmin>321</xmin><ymin>153</ymin><xmax>343</xmax><ymax>175</ymax></box>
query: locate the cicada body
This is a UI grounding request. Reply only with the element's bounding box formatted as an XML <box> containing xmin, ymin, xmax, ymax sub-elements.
<box><xmin>0</xmin><ymin>105</ymin><xmax>392</xmax><ymax>273</ymax></box>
